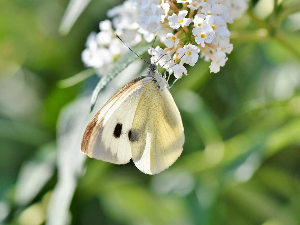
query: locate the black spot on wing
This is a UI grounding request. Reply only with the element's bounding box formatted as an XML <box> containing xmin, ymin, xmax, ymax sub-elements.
<box><xmin>113</xmin><ymin>123</ymin><xmax>122</xmax><ymax>138</ymax></box>
<box><xmin>128</xmin><ymin>130</ymin><xmax>138</xmax><ymax>142</ymax></box>
<box><xmin>128</xmin><ymin>130</ymin><xmax>132</xmax><ymax>140</ymax></box>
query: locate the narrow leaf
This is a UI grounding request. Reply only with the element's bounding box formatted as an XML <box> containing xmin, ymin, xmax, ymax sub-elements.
<box><xmin>58</xmin><ymin>68</ymin><xmax>95</xmax><ymax>88</ymax></box>
<box><xmin>90</xmin><ymin>43</ymin><xmax>150</xmax><ymax>112</ymax></box>
<box><xmin>59</xmin><ymin>0</ymin><xmax>92</xmax><ymax>36</ymax></box>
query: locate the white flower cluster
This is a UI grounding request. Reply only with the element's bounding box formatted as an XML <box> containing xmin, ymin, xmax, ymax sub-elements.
<box><xmin>82</xmin><ymin>1</ymin><xmax>140</xmax><ymax>75</ymax></box>
<box><xmin>82</xmin><ymin>0</ymin><xmax>249</xmax><ymax>77</ymax></box>
<box><xmin>81</xmin><ymin>20</ymin><xmax>124</xmax><ymax>74</ymax></box>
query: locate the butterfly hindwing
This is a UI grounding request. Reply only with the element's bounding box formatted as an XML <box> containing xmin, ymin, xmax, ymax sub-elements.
<box><xmin>81</xmin><ymin>76</ymin><xmax>152</xmax><ymax>164</ymax></box>
<box><xmin>130</xmin><ymin>81</ymin><xmax>185</xmax><ymax>175</ymax></box>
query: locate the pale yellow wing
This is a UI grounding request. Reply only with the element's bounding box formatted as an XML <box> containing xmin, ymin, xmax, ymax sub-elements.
<box><xmin>130</xmin><ymin>82</ymin><xmax>185</xmax><ymax>174</ymax></box>
<box><xmin>81</xmin><ymin>76</ymin><xmax>152</xmax><ymax>164</ymax></box>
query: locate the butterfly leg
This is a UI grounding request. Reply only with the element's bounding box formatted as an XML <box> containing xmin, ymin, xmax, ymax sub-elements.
<box><xmin>163</xmin><ymin>71</ymin><xmax>167</xmax><ymax>79</ymax></box>
<box><xmin>169</xmin><ymin>76</ymin><xmax>183</xmax><ymax>89</ymax></box>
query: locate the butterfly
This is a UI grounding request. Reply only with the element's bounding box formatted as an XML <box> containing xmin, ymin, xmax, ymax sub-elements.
<box><xmin>81</xmin><ymin>62</ymin><xmax>185</xmax><ymax>175</ymax></box>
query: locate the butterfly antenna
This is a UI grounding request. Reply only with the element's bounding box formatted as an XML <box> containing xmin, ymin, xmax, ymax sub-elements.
<box><xmin>148</xmin><ymin>35</ymin><xmax>158</xmax><ymax>65</ymax></box>
<box><xmin>166</xmin><ymin>53</ymin><xmax>186</xmax><ymax>71</ymax></box>
<box><xmin>158</xmin><ymin>58</ymin><xmax>173</xmax><ymax>75</ymax></box>
<box><xmin>155</xmin><ymin>54</ymin><xmax>164</xmax><ymax>71</ymax></box>
<box><xmin>155</xmin><ymin>53</ymin><xmax>167</xmax><ymax>64</ymax></box>
<box><xmin>160</xmin><ymin>58</ymin><xmax>173</xmax><ymax>69</ymax></box>
<box><xmin>116</xmin><ymin>35</ymin><xmax>150</xmax><ymax>65</ymax></box>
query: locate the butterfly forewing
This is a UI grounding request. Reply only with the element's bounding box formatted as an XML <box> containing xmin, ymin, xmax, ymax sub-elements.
<box><xmin>81</xmin><ymin>76</ymin><xmax>152</xmax><ymax>164</ymax></box>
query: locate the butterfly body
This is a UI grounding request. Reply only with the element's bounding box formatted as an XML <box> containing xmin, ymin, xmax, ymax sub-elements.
<box><xmin>81</xmin><ymin>64</ymin><xmax>184</xmax><ymax>175</ymax></box>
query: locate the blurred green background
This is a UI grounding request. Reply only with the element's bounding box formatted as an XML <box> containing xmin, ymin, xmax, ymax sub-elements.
<box><xmin>0</xmin><ymin>0</ymin><xmax>300</xmax><ymax>224</ymax></box>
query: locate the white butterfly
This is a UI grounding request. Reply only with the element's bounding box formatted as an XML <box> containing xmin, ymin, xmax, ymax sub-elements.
<box><xmin>81</xmin><ymin>64</ymin><xmax>185</xmax><ymax>175</ymax></box>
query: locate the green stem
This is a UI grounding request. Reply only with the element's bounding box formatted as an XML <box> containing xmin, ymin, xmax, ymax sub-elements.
<box><xmin>277</xmin><ymin>3</ymin><xmax>300</xmax><ymax>26</ymax></box>
<box><xmin>247</xmin><ymin>9</ymin><xmax>300</xmax><ymax>60</ymax></box>
<box><xmin>270</xmin><ymin>0</ymin><xmax>278</xmax><ymax>28</ymax></box>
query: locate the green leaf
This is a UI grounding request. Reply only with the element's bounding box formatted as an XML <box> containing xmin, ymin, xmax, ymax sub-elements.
<box><xmin>90</xmin><ymin>43</ymin><xmax>150</xmax><ymax>112</ymax></box>
<box><xmin>58</xmin><ymin>68</ymin><xmax>95</xmax><ymax>88</ymax></box>
<box><xmin>59</xmin><ymin>0</ymin><xmax>92</xmax><ymax>36</ymax></box>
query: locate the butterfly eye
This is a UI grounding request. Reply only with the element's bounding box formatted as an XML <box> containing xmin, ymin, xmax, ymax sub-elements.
<box><xmin>113</xmin><ymin>123</ymin><xmax>122</xmax><ymax>138</ymax></box>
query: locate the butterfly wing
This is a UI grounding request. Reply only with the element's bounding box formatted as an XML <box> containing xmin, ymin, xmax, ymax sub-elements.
<box><xmin>130</xmin><ymin>82</ymin><xmax>185</xmax><ymax>175</ymax></box>
<box><xmin>81</xmin><ymin>76</ymin><xmax>152</xmax><ymax>164</ymax></box>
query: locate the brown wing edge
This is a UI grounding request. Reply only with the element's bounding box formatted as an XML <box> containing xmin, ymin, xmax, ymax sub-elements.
<box><xmin>81</xmin><ymin>76</ymin><xmax>146</xmax><ymax>155</ymax></box>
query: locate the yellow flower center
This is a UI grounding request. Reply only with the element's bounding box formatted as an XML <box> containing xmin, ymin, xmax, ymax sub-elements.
<box><xmin>212</xmin><ymin>24</ymin><xmax>216</xmax><ymax>30</ymax></box>
<box><xmin>198</xmin><ymin>23</ymin><xmax>202</xmax><ymax>27</ymax></box>
<box><xmin>171</xmin><ymin>36</ymin><xmax>176</xmax><ymax>41</ymax></box>
<box><xmin>178</xmin><ymin>19</ymin><xmax>183</xmax><ymax>23</ymax></box>
<box><xmin>193</xmin><ymin>4</ymin><xmax>196</xmax><ymax>6</ymax></box>
<box><xmin>201</xmin><ymin>33</ymin><xmax>205</xmax><ymax>38</ymax></box>
<box><xmin>187</xmin><ymin>51</ymin><xmax>192</xmax><ymax>56</ymax></box>
<box><xmin>208</xmin><ymin>12</ymin><xmax>211</xmax><ymax>15</ymax></box>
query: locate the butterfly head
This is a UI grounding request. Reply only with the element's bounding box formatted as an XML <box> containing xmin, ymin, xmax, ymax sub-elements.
<box><xmin>147</xmin><ymin>63</ymin><xmax>168</xmax><ymax>89</ymax></box>
<box><xmin>149</xmin><ymin>63</ymin><xmax>157</xmax><ymax>72</ymax></box>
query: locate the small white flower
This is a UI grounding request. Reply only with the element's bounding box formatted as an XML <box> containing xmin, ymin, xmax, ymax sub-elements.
<box><xmin>151</xmin><ymin>3</ymin><xmax>164</xmax><ymax>18</ymax></box>
<box><xmin>82</xmin><ymin>47</ymin><xmax>113</xmax><ymax>69</ymax></box>
<box><xmin>231</xmin><ymin>0</ymin><xmax>249</xmax><ymax>20</ymax></box>
<box><xmin>149</xmin><ymin>46</ymin><xmax>171</xmax><ymax>66</ymax></box>
<box><xmin>199</xmin><ymin>2</ymin><xmax>211</xmax><ymax>15</ymax></box>
<box><xmin>206</xmin><ymin>15</ymin><xmax>229</xmax><ymax>36</ymax></box>
<box><xmin>177</xmin><ymin>0</ymin><xmax>193</xmax><ymax>4</ymax></box>
<box><xmin>138</xmin><ymin>1</ymin><xmax>166</xmax><ymax>33</ymax></box>
<box><xmin>168</xmin><ymin>10</ymin><xmax>191</xmax><ymax>29</ymax></box>
<box><xmin>108</xmin><ymin>1</ymin><xmax>139</xmax><ymax>30</ymax></box>
<box><xmin>85</xmin><ymin>32</ymin><xmax>98</xmax><ymax>51</ymax></box>
<box><xmin>210</xmin><ymin>50</ymin><xmax>227</xmax><ymax>73</ymax></box>
<box><xmin>138</xmin><ymin>28</ymin><xmax>156</xmax><ymax>42</ymax></box>
<box><xmin>115</xmin><ymin>29</ymin><xmax>142</xmax><ymax>46</ymax></box>
<box><xmin>164</xmin><ymin>33</ymin><xmax>180</xmax><ymax>48</ymax></box>
<box><xmin>97</xmin><ymin>30</ymin><xmax>113</xmax><ymax>46</ymax></box>
<box><xmin>188</xmin><ymin>1</ymin><xmax>203</xmax><ymax>10</ymax></box>
<box><xmin>99</xmin><ymin>20</ymin><xmax>112</xmax><ymax>31</ymax></box>
<box><xmin>193</xmin><ymin>14</ymin><xmax>206</xmax><ymax>27</ymax></box>
<box><xmin>147</xmin><ymin>15</ymin><xmax>162</xmax><ymax>32</ymax></box>
<box><xmin>211</xmin><ymin>3</ymin><xmax>232</xmax><ymax>23</ymax></box>
<box><xmin>161</xmin><ymin>3</ymin><xmax>170</xmax><ymax>22</ymax></box>
<box><xmin>211</xmin><ymin>3</ymin><xmax>224</xmax><ymax>16</ymax></box>
<box><xmin>215</xmin><ymin>0</ymin><xmax>224</xmax><ymax>3</ymax></box>
<box><xmin>173</xmin><ymin>64</ymin><xmax>187</xmax><ymax>78</ymax></box>
<box><xmin>204</xmin><ymin>0</ymin><xmax>216</xmax><ymax>4</ymax></box>
<box><xmin>156</xmin><ymin>27</ymin><xmax>174</xmax><ymax>42</ymax></box>
<box><xmin>109</xmin><ymin>39</ymin><xmax>125</xmax><ymax>57</ymax></box>
<box><xmin>193</xmin><ymin>23</ymin><xmax>215</xmax><ymax>47</ymax></box>
<box><xmin>213</xmin><ymin>36</ymin><xmax>233</xmax><ymax>54</ymax></box>
<box><xmin>177</xmin><ymin>44</ymin><xmax>200</xmax><ymax>66</ymax></box>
